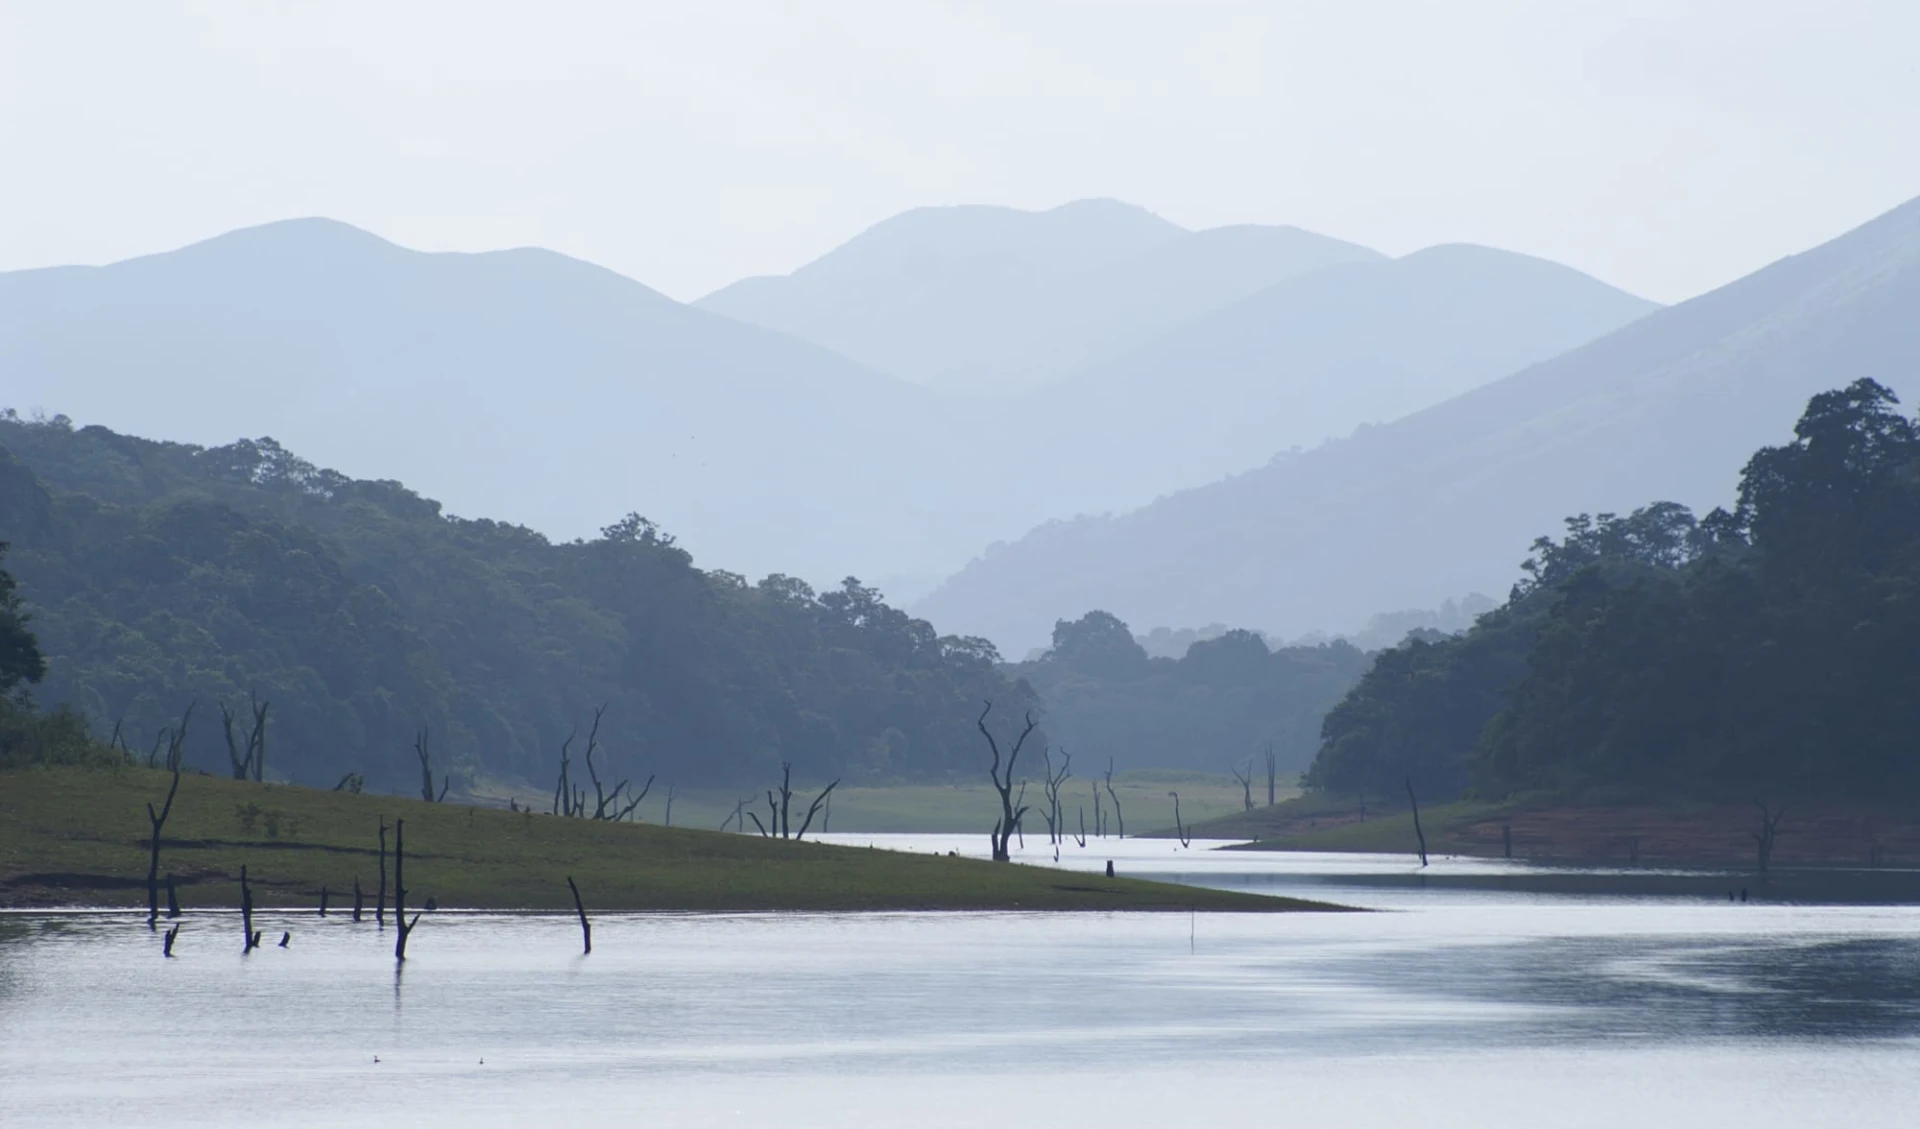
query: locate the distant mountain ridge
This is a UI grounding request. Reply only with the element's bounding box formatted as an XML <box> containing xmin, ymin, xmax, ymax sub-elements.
<box><xmin>3</xmin><ymin>206</ymin><xmax>1658</xmax><ymax>600</ymax></box>
<box><xmin>0</xmin><ymin>217</ymin><xmax>957</xmax><ymax>584</ymax></box>
<box><xmin>1021</xmin><ymin>241</ymin><xmax>1657</xmax><ymax>512</ymax></box>
<box><xmin>914</xmin><ymin>193</ymin><xmax>1920</xmax><ymax>653</ymax></box>
<box><xmin>697</xmin><ymin>199</ymin><xmax>1387</xmax><ymax>394</ymax></box>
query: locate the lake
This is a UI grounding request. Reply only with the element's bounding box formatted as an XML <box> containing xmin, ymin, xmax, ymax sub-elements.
<box><xmin>4</xmin><ymin>835</ymin><xmax>1918</xmax><ymax>1127</ymax></box>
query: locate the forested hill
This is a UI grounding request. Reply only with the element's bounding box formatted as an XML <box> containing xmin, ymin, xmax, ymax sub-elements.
<box><xmin>1307</xmin><ymin>380</ymin><xmax>1920</xmax><ymax>806</ymax></box>
<box><xmin>0</xmin><ymin>415</ymin><xmax>1036</xmax><ymax>794</ymax></box>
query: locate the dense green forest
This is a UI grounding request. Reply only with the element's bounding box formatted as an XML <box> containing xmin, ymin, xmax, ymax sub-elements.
<box><xmin>1011</xmin><ymin>610</ymin><xmax>1370</xmax><ymax>776</ymax></box>
<box><xmin>0</xmin><ymin>414</ymin><xmax>1037</xmax><ymax>792</ymax></box>
<box><xmin>1308</xmin><ymin>380</ymin><xmax>1920</xmax><ymax>806</ymax></box>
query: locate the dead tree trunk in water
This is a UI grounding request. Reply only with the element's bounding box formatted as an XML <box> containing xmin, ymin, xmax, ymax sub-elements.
<box><xmin>353</xmin><ymin>876</ymin><xmax>364</xmax><ymax>922</ymax></box>
<box><xmin>376</xmin><ymin>818</ymin><xmax>389</xmax><ymax>927</ymax></box>
<box><xmin>977</xmin><ymin>702</ymin><xmax>1036</xmax><ymax>861</ymax></box>
<box><xmin>162</xmin><ymin>923</ymin><xmax>180</xmax><ymax>957</ymax></box>
<box><xmin>393</xmin><ymin>818</ymin><xmax>421</xmax><ymax>961</ymax></box>
<box><xmin>1405</xmin><ymin>778</ymin><xmax>1428</xmax><ymax>867</ymax></box>
<box><xmin>1075</xmin><ymin>807</ymin><xmax>1087</xmax><ymax>848</ymax></box>
<box><xmin>145</xmin><ymin>758</ymin><xmax>182</xmax><ymax>929</ymax></box>
<box><xmin>566</xmin><ymin>876</ymin><xmax>592</xmax><ymax>954</ymax></box>
<box><xmin>1753</xmin><ymin>803</ymin><xmax>1786</xmax><ymax>875</ymax></box>
<box><xmin>1104</xmin><ymin>757</ymin><xmax>1125</xmax><ymax>839</ymax></box>
<box><xmin>1091</xmin><ymin>780</ymin><xmax>1104</xmax><ymax>837</ymax></box>
<box><xmin>240</xmin><ymin>865</ymin><xmax>259</xmax><ymax>952</ymax></box>
<box><xmin>1229</xmin><ymin>760</ymin><xmax>1254</xmax><ymax>812</ymax></box>
<box><xmin>166</xmin><ymin>874</ymin><xmax>180</xmax><ymax>918</ymax></box>
<box><xmin>318</xmin><ymin>886</ymin><xmax>329</xmax><ymax>917</ymax></box>
<box><xmin>1168</xmin><ymin>792</ymin><xmax>1192</xmax><ymax>848</ymax></box>
<box><xmin>1264</xmin><ymin>743</ymin><xmax>1277</xmax><ymax>807</ymax></box>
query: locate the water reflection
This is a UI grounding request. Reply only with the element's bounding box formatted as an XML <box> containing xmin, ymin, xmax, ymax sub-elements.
<box><xmin>4</xmin><ymin>847</ymin><xmax>1920</xmax><ymax>1128</ymax></box>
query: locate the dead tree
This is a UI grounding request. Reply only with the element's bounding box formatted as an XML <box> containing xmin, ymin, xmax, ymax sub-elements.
<box><xmin>220</xmin><ymin>694</ymin><xmax>269</xmax><ymax>782</ymax></box>
<box><xmin>162</xmin><ymin>923</ymin><xmax>180</xmax><ymax>958</ymax></box>
<box><xmin>1168</xmin><ymin>791</ymin><xmax>1192</xmax><ymax>848</ymax></box>
<box><xmin>1091</xmin><ymin>780</ymin><xmax>1104</xmax><ymax>837</ymax></box>
<box><xmin>353</xmin><ymin>876</ymin><xmax>364</xmax><ymax>922</ymax></box>
<box><xmin>552</xmin><ymin>730</ymin><xmax>578</xmax><ymax>816</ymax></box>
<box><xmin>1229</xmin><ymin>759</ymin><xmax>1254</xmax><ymax>812</ymax></box>
<box><xmin>318</xmin><ymin>886</ymin><xmax>330</xmax><ymax>917</ymax></box>
<box><xmin>240</xmin><ymin>865</ymin><xmax>260</xmax><ymax>952</ymax></box>
<box><xmin>581</xmin><ymin>706</ymin><xmax>652</xmax><ymax>821</ymax></box>
<box><xmin>415</xmin><ymin>728</ymin><xmax>448</xmax><ymax>803</ymax></box>
<box><xmin>793</xmin><ymin>780</ymin><xmax>840</xmax><ymax>841</ymax></box>
<box><xmin>566</xmin><ymin>876</ymin><xmax>592</xmax><ymax>955</ymax></box>
<box><xmin>1104</xmin><ymin>757</ymin><xmax>1125</xmax><ymax>839</ymax></box>
<box><xmin>664</xmin><ymin>784</ymin><xmax>676</xmax><ymax>828</ymax></box>
<box><xmin>144</xmin><ymin>755</ymin><xmax>182</xmax><ymax>930</ymax></box>
<box><xmin>376</xmin><ymin>817</ymin><xmax>389</xmax><ymax>927</ymax></box>
<box><xmin>1038</xmin><ymin>746</ymin><xmax>1073</xmax><ymax>846</ymax></box>
<box><xmin>977</xmin><ymin>701</ymin><xmax>1037</xmax><ymax>862</ymax></box>
<box><xmin>392</xmin><ymin>818</ymin><xmax>421</xmax><ymax>961</ymax></box>
<box><xmin>724</xmin><ymin>796</ymin><xmax>748</xmax><ymax>833</ymax></box>
<box><xmin>1405</xmin><ymin>778</ymin><xmax>1429</xmax><ymax>867</ymax></box>
<box><xmin>1753</xmin><ymin>802</ymin><xmax>1787</xmax><ymax>875</ymax></box>
<box><xmin>1013</xmin><ymin>780</ymin><xmax>1028</xmax><ymax>848</ymax></box>
<box><xmin>1264</xmin><ymin>743</ymin><xmax>1278</xmax><ymax>807</ymax></box>
<box><xmin>333</xmin><ymin>772</ymin><xmax>365</xmax><ymax>793</ymax></box>
<box><xmin>1074</xmin><ymin>807</ymin><xmax>1087</xmax><ymax>848</ymax></box>
<box><xmin>769</xmin><ymin>762</ymin><xmax>796</xmax><ymax>838</ymax></box>
<box><xmin>166</xmin><ymin>874</ymin><xmax>180</xmax><ymax>918</ymax></box>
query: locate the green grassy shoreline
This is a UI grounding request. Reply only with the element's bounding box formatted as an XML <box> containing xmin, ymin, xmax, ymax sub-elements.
<box><xmin>0</xmin><ymin>768</ymin><xmax>1346</xmax><ymax>913</ymax></box>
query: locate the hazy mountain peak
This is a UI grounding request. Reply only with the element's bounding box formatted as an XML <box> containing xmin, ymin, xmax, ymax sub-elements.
<box><xmin>694</xmin><ymin>200</ymin><xmax>1387</xmax><ymax>394</ymax></box>
<box><xmin>915</xmin><ymin>193</ymin><xmax>1920</xmax><ymax>653</ymax></box>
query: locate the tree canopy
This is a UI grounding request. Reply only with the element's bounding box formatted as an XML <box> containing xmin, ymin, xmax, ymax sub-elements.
<box><xmin>0</xmin><ymin>415</ymin><xmax>1039</xmax><ymax>792</ymax></box>
<box><xmin>1014</xmin><ymin>610</ymin><xmax>1370</xmax><ymax>775</ymax></box>
<box><xmin>1306</xmin><ymin>379</ymin><xmax>1920</xmax><ymax>806</ymax></box>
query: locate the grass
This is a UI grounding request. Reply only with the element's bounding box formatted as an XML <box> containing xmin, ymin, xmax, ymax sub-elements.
<box><xmin>0</xmin><ymin>767</ymin><xmax>1346</xmax><ymax>913</ymax></box>
<box><xmin>474</xmin><ymin>771</ymin><xmax>1268</xmax><ymax>836</ymax></box>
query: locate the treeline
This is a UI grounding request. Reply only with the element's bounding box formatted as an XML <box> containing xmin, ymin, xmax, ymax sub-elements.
<box><xmin>0</xmin><ymin>415</ymin><xmax>1037</xmax><ymax>791</ymax></box>
<box><xmin>1010</xmin><ymin>610</ymin><xmax>1370</xmax><ymax>775</ymax></box>
<box><xmin>1307</xmin><ymin>380</ymin><xmax>1920</xmax><ymax>806</ymax></box>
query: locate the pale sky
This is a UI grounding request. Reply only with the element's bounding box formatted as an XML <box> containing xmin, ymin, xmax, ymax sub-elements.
<box><xmin>3</xmin><ymin>0</ymin><xmax>1918</xmax><ymax>305</ymax></box>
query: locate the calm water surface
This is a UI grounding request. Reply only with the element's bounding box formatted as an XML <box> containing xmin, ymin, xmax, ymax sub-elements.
<box><xmin>4</xmin><ymin>836</ymin><xmax>1917</xmax><ymax>1127</ymax></box>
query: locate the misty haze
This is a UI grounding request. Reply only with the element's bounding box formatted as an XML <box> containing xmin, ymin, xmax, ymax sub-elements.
<box><xmin>5</xmin><ymin>4</ymin><xmax>1920</xmax><ymax>1128</ymax></box>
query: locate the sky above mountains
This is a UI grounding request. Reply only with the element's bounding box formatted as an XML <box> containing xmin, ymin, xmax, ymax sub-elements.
<box><xmin>5</xmin><ymin>1</ymin><xmax>1920</xmax><ymax>305</ymax></box>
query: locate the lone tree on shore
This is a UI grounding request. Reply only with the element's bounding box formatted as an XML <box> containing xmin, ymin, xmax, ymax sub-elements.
<box><xmin>1039</xmin><ymin>746</ymin><xmax>1073</xmax><ymax>848</ymax></box>
<box><xmin>1229</xmin><ymin>759</ymin><xmax>1254</xmax><ymax>812</ymax></box>
<box><xmin>220</xmin><ymin>693</ymin><xmax>269</xmax><ymax>782</ymax></box>
<box><xmin>747</xmin><ymin>763</ymin><xmax>838</xmax><ymax>840</ymax></box>
<box><xmin>415</xmin><ymin>728</ymin><xmax>449</xmax><ymax>803</ymax></box>
<box><xmin>977</xmin><ymin>701</ymin><xmax>1036</xmax><ymax>862</ymax></box>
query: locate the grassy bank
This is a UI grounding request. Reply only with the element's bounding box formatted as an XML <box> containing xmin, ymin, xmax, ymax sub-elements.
<box><xmin>0</xmin><ymin>767</ymin><xmax>1341</xmax><ymax>913</ymax></box>
<box><xmin>474</xmin><ymin>771</ymin><xmax>1273</xmax><ymax>836</ymax></box>
<box><xmin>1193</xmin><ymin>791</ymin><xmax>1920</xmax><ymax>869</ymax></box>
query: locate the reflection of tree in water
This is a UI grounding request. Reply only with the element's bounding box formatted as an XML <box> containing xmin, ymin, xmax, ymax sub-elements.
<box><xmin>1333</xmin><ymin>936</ymin><xmax>1920</xmax><ymax>1042</ymax></box>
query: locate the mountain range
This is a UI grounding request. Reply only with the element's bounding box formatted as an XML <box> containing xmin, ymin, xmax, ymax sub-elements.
<box><xmin>915</xmin><ymin>193</ymin><xmax>1920</xmax><ymax>653</ymax></box>
<box><xmin>1</xmin><ymin>203</ymin><xmax>1652</xmax><ymax>597</ymax></box>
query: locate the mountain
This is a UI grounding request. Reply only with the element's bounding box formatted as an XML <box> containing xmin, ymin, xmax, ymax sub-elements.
<box><xmin>697</xmin><ymin>200</ymin><xmax>1383</xmax><ymax>394</ymax></box>
<box><xmin>0</xmin><ymin>214</ymin><xmax>1659</xmax><ymax>596</ymax></box>
<box><xmin>1019</xmin><ymin>243</ymin><xmax>1657</xmax><ymax>512</ymax></box>
<box><xmin>0</xmin><ymin>218</ymin><xmax>965</xmax><ymax>583</ymax></box>
<box><xmin>915</xmin><ymin>194</ymin><xmax>1920</xmax><ymax>654</ymax></box>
